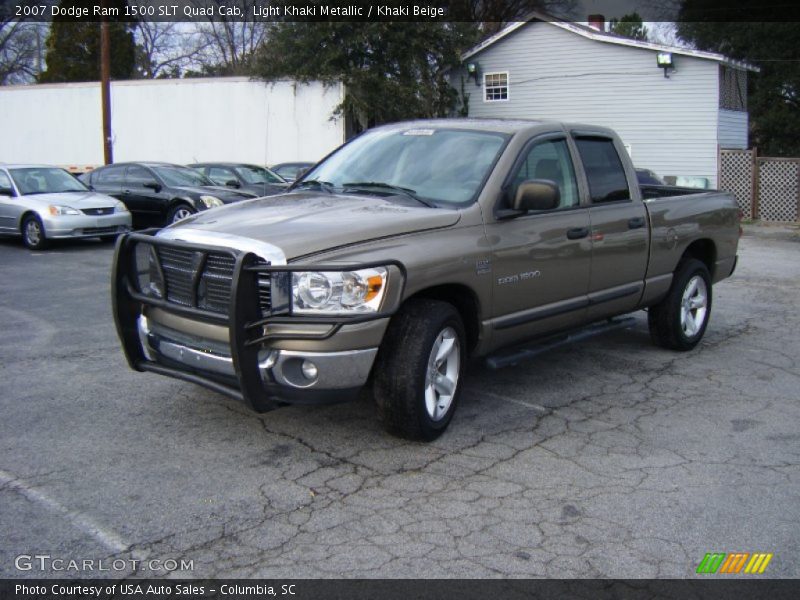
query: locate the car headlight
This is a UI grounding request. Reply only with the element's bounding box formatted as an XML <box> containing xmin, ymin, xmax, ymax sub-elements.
<box><xmin>133</xmin><ymin>243</ymin><xmax>164</xmax><ymax>299</ymax></box>
<box><xmin>114</xmin><ymin>202</ymin><xmax>129</xmax><ymax>213</ymax></box>
<box><xmin>199</xmin><ymin>195</ymin><xmax>224</xmax><ymax>209</ymax></box>
<box><xmin>291</xmin><ymin>267</ymin><xmax>387</xmax><ymax>314</ymax></box>
<box><xmin>48</xmin><ymin>205</ymin><xmax>80</xmax><ymax>216</ymax></box>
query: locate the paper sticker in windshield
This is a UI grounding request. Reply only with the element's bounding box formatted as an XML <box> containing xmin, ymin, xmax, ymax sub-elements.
<box><xmin>402</xmin><ymin>129</ymin><xmax>435</xmax><ymax>136</ymax></box>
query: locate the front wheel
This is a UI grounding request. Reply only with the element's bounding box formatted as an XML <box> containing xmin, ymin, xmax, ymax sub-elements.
<box><xmin>166</xmin><ymin>203</ymin><xmax>196</xmax><ymax>225</ymax></box>
<box><xmin>22</xmin><ymin>214</ymin><xmax>48</xmax><ymax>250</ymax></box>
<box><xmin>648</xmin><ymin>258</ymin><xmax>712</xmax><ymax>351</ymax></box>
<box><xmin>373</xmin><ymin>299</ymin><xmax>466</xmax><ymax>441</ymax></box>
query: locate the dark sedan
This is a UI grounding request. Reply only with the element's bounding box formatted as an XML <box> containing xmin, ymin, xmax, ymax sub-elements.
<box><xmin>270</xmin><ymin>162</ymin><xmax>315</xmax><ymax>183</ymax></box>
<box><xmin>189</xmin><ymin>163</ymin><xmax>288</xmax><ymax>197</ymax></box>
<box><xmin>81</xmin><ymin>162</ymin><xmax>256</xmax><ymax>226</ymax></box>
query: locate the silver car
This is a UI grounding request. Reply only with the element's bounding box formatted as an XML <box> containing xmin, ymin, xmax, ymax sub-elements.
<box><xmin>0</xmin><ymin>165</ymin><xmax>132</xmax><ymax>250</ymax></box>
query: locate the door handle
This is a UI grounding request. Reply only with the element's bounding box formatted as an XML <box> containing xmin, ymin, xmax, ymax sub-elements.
<box><xmin>628</xmin><ymin>217</ymin><xmax>645</xmax><ymax>229</ymax></box>
<box><xmin>123</xmin><ymin>189</ymin><xmax>132</xmax><ymax>194</ymax></box>
<box><xmin>566</xmin><ymin>227</ymin><xmax>589</xmax><ymax>240</ymax></box>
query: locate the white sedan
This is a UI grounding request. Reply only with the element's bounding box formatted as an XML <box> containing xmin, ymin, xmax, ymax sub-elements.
<box><xmin>0</xmin><ymin>164</ymin><xmax>132</xmax><ymax>250</ymax></box>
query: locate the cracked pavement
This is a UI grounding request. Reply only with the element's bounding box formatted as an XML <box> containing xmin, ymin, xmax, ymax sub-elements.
<box><xmin>1</xmin><ymin>224</ymin><xmax>798</xmax><ymax>579</ymax></box>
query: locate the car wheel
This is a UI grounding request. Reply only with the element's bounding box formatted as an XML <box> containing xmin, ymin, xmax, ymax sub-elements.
<box><xmin>167</xmin><ymin>203</ymin><xmax>196</xmax><ymax>225</ymax></box>
<box><xmin>648</xmin><ymin>258</ymin><xmax>712</xmax><ymax>351</ymax></box>
<box><xmin>373</xmin><ymin>299</ymin><xmax>466</xmax><ymax>441</ymax></box>
<box><xmin>21</xmin><ymin>214</ymin><xmax>48</xmax><ymax>250</ymax></box>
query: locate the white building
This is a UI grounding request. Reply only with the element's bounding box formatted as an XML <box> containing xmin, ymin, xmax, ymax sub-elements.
<box><xmin>450</xmin><ymin>15</ymin><xmax>757</xmax><ymax>187</ymax></box>
<box><xmin>0</xmin><ymin>77</ymin><xmax>345</xmax><ymax>169</ymax></box>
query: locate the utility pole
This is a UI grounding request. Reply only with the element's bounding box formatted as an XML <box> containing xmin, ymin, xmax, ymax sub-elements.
<box><xmin>100</xmin><ymin>0</ymin><xmax>113</xmax><ymax>164</ymax></box>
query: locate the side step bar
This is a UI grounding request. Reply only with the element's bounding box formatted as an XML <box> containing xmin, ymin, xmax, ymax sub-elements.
<box><xmin>485</xmin><ymin>317</ymin><xmax>638</xmax><ymax>370</ymax></box>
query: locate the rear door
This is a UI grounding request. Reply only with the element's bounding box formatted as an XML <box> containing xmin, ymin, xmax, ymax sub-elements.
<box><xmin>91</xmin><ymin>165</ymin><xmax>126</xmax><ymax>200</ymax></box>
<box><xmin>573</xmin><ymin>134</ymin><xmax>649</xmax><ymax>320</ymax></box>
<box><xmin>485</xmin><ymin>134</ymin><xmax>592</xmax><ymax>349</ymax></box>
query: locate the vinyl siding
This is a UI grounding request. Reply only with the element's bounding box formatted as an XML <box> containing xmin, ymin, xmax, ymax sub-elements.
<box><xmin>718</xmin><ymin>109</ymin><xmax>748</xmax><ymax>149</ymax></box>
<box><xmin>453</xmin><ymin>23</ymin><xmax>723</xmax><ymax>186</ymax></box>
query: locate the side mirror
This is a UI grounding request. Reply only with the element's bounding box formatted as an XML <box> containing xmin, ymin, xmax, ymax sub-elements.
<box><xmin>513</xmin><ymin>179</ymin><xmax>560</xmax><ymax>212</ymax></box>
<box><xmin>225</xmin><ymin>179</ymin><xmax>241</xmax><ymax>188</ymax></box>
<box><xmin>143</xmin><ymin>181</ymin><xmax>162</xmax><ymax>192</ymax></box>
<box><xmin>0</xmin><ymin>186</ymin><xmax>14</xmax><ymax>197</ymax></box>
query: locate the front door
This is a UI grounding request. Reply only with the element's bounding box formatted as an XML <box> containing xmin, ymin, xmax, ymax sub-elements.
<box><xmin>485</xmin><ymin>135</ymin><xmax>592</xmax><ymax>349</ymax></box>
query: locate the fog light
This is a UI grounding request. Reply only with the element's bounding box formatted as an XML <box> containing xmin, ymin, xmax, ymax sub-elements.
<box><xmin>301</xmin><ymin>360</ymin><xmax>318</xmax><ymax>380</ymax></box>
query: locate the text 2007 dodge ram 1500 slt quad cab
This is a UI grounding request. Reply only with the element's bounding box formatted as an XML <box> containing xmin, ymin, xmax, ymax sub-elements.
<box><xmin>113</xmin><ymin>119</ymin><xmax>740</xmax><ymax>440</ymax></box>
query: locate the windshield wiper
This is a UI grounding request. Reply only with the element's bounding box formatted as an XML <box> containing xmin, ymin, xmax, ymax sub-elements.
<box><xmin>342</xmin><ymin>182</ymin><xmax>435</xmax><ymax>208</ymax></box>
<box><xmin>292</xmin><ymin>179</ymin><xmax>334</xmax><ymax>193</ymax></box>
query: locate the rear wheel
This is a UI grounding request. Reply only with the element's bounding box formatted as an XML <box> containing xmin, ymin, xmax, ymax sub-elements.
<box><xmin>22</xmin><ymin>214</ymin><xmax>48</xmax><ymax>250</ymax></box>
<box><xmin>648</xmin><ymin>258</ymin><xmax>712</xmax><ymax>351</ymax></box>
<box><xmin>373</xmin><ymin>299</ymin><xmax>466</xmax><ymax>441</ymax></box>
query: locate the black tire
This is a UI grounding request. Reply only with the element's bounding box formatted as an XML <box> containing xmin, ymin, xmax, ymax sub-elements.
<box><xmin>166</xmin><ymin>203</ymin><xmax>196</xmax><ymax>225</ymax></box>
<box><xmin>373</xmin><ymin>299</ymin><xmax>467</xmax><ymax>441</ymax></box>
<box><xmin>21</xmin><ymin>214</ymin><xmax>48</xmax><ymax>250</ymax></box>
<box><xmin>648</xmin><ymin>258</ymin><xmax>712</xmax><ymax>351</ymax></box>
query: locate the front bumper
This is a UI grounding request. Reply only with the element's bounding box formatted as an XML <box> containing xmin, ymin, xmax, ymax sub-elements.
<box><xmin>112</xmin><ymin>230</ymin><xmax>402</xmax><ymax>409</ymax></box>
<box><xmin>43</xmin><ymin>212</ymin><xmax>132</xmax><ymax>239</ymax></box>
<box><xmin>138</xmin><ymin>314</ymin><xmax>378</xmax><ymax>404</ymax></box>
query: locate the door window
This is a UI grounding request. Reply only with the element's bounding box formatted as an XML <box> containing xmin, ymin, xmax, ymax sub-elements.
<box><xmin>208</xmin><ymin>167</ymin><xmax>236</xmax><ymax>186</ymax></box>
<box><xmin>126</xmin><ymin>165</ymin><xmax>158</xmax><ymax>187</ymax></box>
<box><xmin>0</xmin><ymin>170</ymin><xmax>13</xmax><ymax>193</ymax></box>
<box><xmin>574</xmin><ymin>137</ymin><xmax>631</xmax><ymax>203</ymax></box>
<box><xmin>510</xmin><ymin>138</ymin><xmax>579</xmax><ymax>209</ymax></box>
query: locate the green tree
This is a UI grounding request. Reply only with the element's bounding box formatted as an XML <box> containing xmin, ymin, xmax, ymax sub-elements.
<box><xmin>609</xmin><ymin>12</ymin><xmax>648</xmax><ymax>41</ymax></box>
<box><xmin>677</xmin><ymin>3</ymin><xmax>800</xmax><ymax>156</ymax></box>
<box><xmin>253</xmin><ymin>22</ymin><xmax>480</xmax><ymax>132</ymax></box>
<box><xmin>39</xmin><ymin>0</ymin><xmax>135</xmax><ymax>83</ymax></box>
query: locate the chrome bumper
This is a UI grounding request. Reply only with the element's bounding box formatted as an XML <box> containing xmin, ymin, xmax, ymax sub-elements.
<box><xmin>138</xmin><ymin>316</ymin><xmax>377</xmax><ymax>396</ymax></box>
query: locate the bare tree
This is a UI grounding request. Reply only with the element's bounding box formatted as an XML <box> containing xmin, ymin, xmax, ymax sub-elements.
<box><xmin>193</xmin><ymin>0</ymin><xmax>269</xmax><ymax>74</ymax></box>
<box><xmin>0</xmin><ymin>19</ymin><xmax>45</xmax><ymax>84</ymax></box>
<box><xmin>135</xmin><ymin>22</ymin><xmax>210</xmax><ymax>78</ymax></box>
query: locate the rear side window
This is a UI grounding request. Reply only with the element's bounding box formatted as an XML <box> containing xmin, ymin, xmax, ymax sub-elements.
<box><xmin>96</xmin><ymin>166</ymin><xmax>126</xmax><ymax>185</ymax></box>
<box><xmin>575</xmin><ymin>137</ymin><xmax>630</xmax><ymax>203</ymax></box>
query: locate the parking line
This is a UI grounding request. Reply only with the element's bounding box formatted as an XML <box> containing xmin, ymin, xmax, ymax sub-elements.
<box><xmin>467</xmin><ymin>390</ymin><xmax>549</xmax><ymax>413</ymax></box>
<box><xmin>0</xmin><ymin>468</ymin><xmax>131</xmax><ymax>554</ymax></box>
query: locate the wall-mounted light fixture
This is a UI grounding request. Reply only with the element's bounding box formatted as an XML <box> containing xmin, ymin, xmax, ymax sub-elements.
<box><xmin>466</xmin><ymin>62</ymin><xmax>480</xmax><ymax>86</ymax></box>
<box><xmin>657</xmin><ymin>52</ymin><xmax>675</xmax><ymax>78</ymax></box>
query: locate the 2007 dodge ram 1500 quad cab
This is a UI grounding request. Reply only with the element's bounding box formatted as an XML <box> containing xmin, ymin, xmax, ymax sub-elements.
<box><xmin>113</xmin><ymin>119</ymin><xmax>740</xmax><ymax>440</ymax></box>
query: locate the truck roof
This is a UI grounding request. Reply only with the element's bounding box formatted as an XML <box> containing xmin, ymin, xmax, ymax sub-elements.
<box><xmin>373</xmin><ymin>118</ymin><xmax>613</xmax><ymax>137</ymax></box>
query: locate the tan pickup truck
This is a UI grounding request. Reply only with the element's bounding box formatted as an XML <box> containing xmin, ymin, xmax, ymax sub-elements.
<box><xmin>113</xmin><ymin>119</ymin><xmax>740</xmax><ymax>440</ymax></box>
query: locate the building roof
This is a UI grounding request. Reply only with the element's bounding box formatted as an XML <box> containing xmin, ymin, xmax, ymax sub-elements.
<box><xmin>462</xmin><ymin>12</ymin><xmax>759</xmax><ymax>72</ymax></box>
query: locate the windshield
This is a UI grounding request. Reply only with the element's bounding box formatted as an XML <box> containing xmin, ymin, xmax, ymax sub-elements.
<box><xmin>153</xmin><ymin>166</ymin><xmax>214</xmax><ymax>187</ymax></box>
<box><xmin>236</xmin><ymin>165</ymin><xmax>285</xmax><ymax>185</ymax></box>
<box><xmin>301</xmin><ymin>128</ymin><xmax>508</xmax><ymax>205</ymax></box>
<box><xmin>10</xmin><ymin>168</ymin><xmax>88</xmax><ymax>195</ymax></box>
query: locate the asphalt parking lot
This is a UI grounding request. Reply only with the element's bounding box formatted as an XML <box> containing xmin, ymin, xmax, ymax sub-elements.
<box><xmin>1</xmin><ymin>225</ymin><xmax>798</xmax><ymax>579</ymax></box>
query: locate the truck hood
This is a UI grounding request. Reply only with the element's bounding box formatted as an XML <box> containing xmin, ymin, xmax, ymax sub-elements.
<box><xmin>160</xmin><ymin>191</ymin><xmax>461</xmax><ymax>260</ymax></box>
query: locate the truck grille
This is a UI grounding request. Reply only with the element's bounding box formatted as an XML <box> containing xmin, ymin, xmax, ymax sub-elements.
<box><xmin>150</xmin><ymin>245</ymin><xmax>272</xmax><ymax>317</ymax></box>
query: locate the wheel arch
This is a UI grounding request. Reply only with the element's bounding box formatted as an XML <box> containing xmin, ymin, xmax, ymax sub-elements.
<box><xmin>19</xmin><ymin>209</ymin><xmax>43</xmax><ymax>233</ymax></box>
<box><xmin>405</xmin><ymin>283</ymin><xmax>481</xmax><ymax>355</ymax></box>
<box><xmin>680</xmin><ymin>238</ymin><xmax>716</xmax><ymax>278</ymax></box>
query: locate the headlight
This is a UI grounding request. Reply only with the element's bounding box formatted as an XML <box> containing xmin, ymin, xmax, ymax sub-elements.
<box><xmin>48</xmin><ymin>205</ymin><xmax>80</xmax><ymax>216</ymax></box>
<box><xmin>199</xmin><ymin>195</ymin><xmax>224</xmax><ymax>209</ymax></box>
<box><xmin>114</xmin><ymin>202</ymin><xmax>129</xmax><ymax>213</ymax></box>
<box><xmin>133</xmin><ymin>243</ymin><xmax>164</xmax><ymax>299</ymax></box>
<box><xmin>291</xmin><ymin>267</ymin><xmax>387</xmax><ymax>314</ymax></box>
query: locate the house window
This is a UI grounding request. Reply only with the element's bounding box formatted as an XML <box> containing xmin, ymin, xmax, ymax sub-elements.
<box><xmin>720</xmin><ymin>66</ymin><xmax>747</xmax><ymax>111</ymax></box>
<box><xmin>484</xmin><ymin>72</ymin><xmax>509</xmax><ymax>102</ymax></box>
